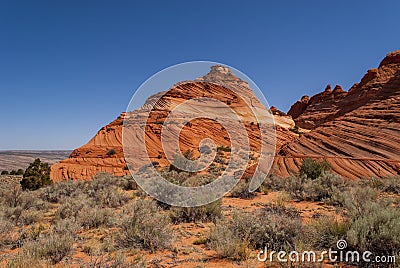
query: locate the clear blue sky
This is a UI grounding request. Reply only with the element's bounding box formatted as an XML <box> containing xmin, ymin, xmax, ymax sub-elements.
<box><xmin>1</xmin><ymin>0</ymin><xmax>399</xmax><ymax>150</ymax></box>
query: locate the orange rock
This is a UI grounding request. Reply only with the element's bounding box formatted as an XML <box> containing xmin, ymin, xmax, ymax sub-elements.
<box><xmin>52</xmin><ymin>52</ymin><xmax>400</xmax><ymax>181</ymax></box>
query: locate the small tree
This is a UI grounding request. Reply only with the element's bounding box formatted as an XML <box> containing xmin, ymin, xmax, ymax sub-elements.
<box><xmin>299</xmin><ymin>158</ymin><xmax>330</xmax><ymax>180</ymax></box>
<box><xmin>106</xmin><ymin>149</ymin><xmax>116</xmax><ymax>156</ymax></box>
<box><xmin>20</xmin><ymin>158</ymin><xmax>52</xmax><ymax>190</ymax></box>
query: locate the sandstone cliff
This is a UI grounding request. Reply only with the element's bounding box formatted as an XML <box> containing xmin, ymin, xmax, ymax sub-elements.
<box><xmin>281</xmin><ymin>51</ymin><xmax>400</xmax><ymax>178</ymax></box>
<box><xmin>51</xmin><ymin>66</ymin><xmax>292</xmax><ymax>181</ymax></box>
<box><xmin>52</xmin><ymin>51</ymin><xmax>400</xmax><ymax>181</ymax></box>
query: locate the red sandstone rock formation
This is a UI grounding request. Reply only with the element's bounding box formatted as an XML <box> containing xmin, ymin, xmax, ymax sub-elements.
<box><xmin>52</xmin><ymin>51</ymin><xmax>400</xmax><ymax>181</ymax></box>
<box><xmin>280</xmin><ymin>50</ymin><xmax>400</xmax><ymax>179</ymax></box>
<box><xmin>51</xmin><ymin>66</ymin><xmax>289</xmax><ymax>181</ymax></box>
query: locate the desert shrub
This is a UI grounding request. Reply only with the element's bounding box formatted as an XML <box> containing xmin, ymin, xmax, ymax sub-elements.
<box><xmin>77</xmin><ymin>206</ymin><xmax>114</xmax><ymax>229</ymax></box>
<box><xmin>85</xmin><ymin>172</ymin><xmax>130</xmax><ymax>191</ymax></box>
<box><xmin>46</xmin><ymin>173</ymin><xmax>130</xmax><ymax>208</ymax></box>
<box><xmin>55</xmin><ymin>195</ymin><xmax>87</xmax><ymax>220</ymax></box>
<box><xmin>17</xmin><ymin>209</ymin><xmax>41</xmax><ymax>225</ymax></box>
<box><xmin>301</xmin><ymin>172</ymin><xmax>347</xmax><ymax>203</ymax></box>
<box><xmin>208</xmin><ymin>222</ymin><xmax>251</xmax><ymax>261</ymax></box>
<box><xmin>15</xmin><ymin>169</ymin><xmax>24</xmax><ymax>175</ymax></box>
<box><xmin>121</xmin><ymin>175</ymin><xmax>138</xmax><ymax>191</ymax></box>
<box><xmin>21</xmin><ymin>219</ymin><xmax>78</xmax><ymax>264</ymax></box>
<box><xmin>160</xmin><ymin>169</ymin><xmax>191</xmax><ymax>185</ymax></box>
<box><xmin>368</xmin><ymin>176</ymin><xmax>400</xmax><ymax>194</ymax></box>
<box><xmin>261</xmin><ymin>175</ymin><xmax>289</xmax><ymax>192</ymax></box>
<box><xmin>5</xmin><ymin>252</ymin><xmax>50</xmax><ymax>268</ymax></box>
<box><xmin>87</xmin><ymin>251</ymin><xmax>146</xmax><ymax>268</ymax></box>
<box><xmin>1</xmin><ymin>186</ymin><xmax>36</xmax><ymax>209</ymax></box>
<box><xmin>263</xmin><ymin>172</ymin><xmax>347</xmax><ymax>204</ymax></box>
<box><xmin>22</xmin><ymin>221</ymin><xmax>75</xmax><ymax>264</ymax></box>
<box><xmin>16</xmin><ymin>224</ymin><xmax>46</xmax><ymax>247</ymax></box>
<box><xmin>170</xmin><ymin>199</ymin><xmax>222</xmax><ymax>223</ymax></box>
<box><xmin>214</xmin><ymin>154</ymin><xmax>228</xmax><ymax>165</ymax></box>
<box><xmin>106</xmin><ymin>149</ymin><xmax>116</xmax><ymax>156</ymax></box>
<box><xmin>169</xmin><ymin>149</ymin><xmax>198</xmax><ymax>173</ymax></box>
<box><xmin>92</xmin><ymin>186</ymin><xmax>129</xmax><ymax>208</ymax></box>
<box><xmin>342</xmin><ymin>185</ymin><xmax>379</xmax><ymax>219</ymax></box>
<box><xmin>299</xmin><ymin>158</ymin><xmax>330</xmax><ymax>180</ymax></box>
<box><xmin>199</xmin><ymin>144</ymin><xmax>212</xmax><ymax>154</ymax></box>
<box><xmin>1</xmin><ymin>170</ymin><xmax>9</xmax><ymax>175</ymax></box>
<box><xmin>166</xmin><ymin>174</ymin><xmax>221</xmax><ymax>222</ymax></box>
<box><xmin>0</xmin><ymin>187</ymin><xmax>45</xmax><ymax>226</ymax></box>
<box><xmin>180</xmin><ymin>174</ymin><xmax>215</xmax><ymax>187</ymax></box>
<box><xmin>342</xmin><ymin>186</ymin><xmax>400</xmax><ymax>259</ymax></box>
<box><xmin>0</xmin><ymin>218</ymin><xmax>17</xmax><ymax>249</ymax></box>
<box><xmin>39</xmin><ymin>180</ymin><xmax>83</xmax><ymax>203</ymax></box>
<box><xmin>53</xmin><ymin>218</ymin><xmax>80</xmax><ymax>236</ymax></box>
<box><xmin>300</xmin><ymin>216</ymin><xmax>349</xmax><ymax>250</ymax></box>
<box><xmin>87</xmin><ymin>172</ymin><xmax>122</xmax><ymax>189</ymax></box>
<box><xmin>20</xmin><ymin>158</ymin><xmax>52</xmax><ymax>191</ymax></box>
<box><xmin>289</xmin><ymin>125</ymin><xmax>301</xmax><ymax>134</ymax></box>
<box><xmin>119</xmin><ymin>200</ymin><xmax>174</xmax><ymax>252</ymax></box>
<box><xmin>208</xmin><ymin>204</ymin><xmax>302</xmax><ymax>260</ymax></box>
<box><xmin>346</xmin><ymin>202</ymin><xmax>400</xmax><ymax>259</ymax></box>
<box><xmin>217</xmin><ymin>145</ymin><xmax>231</xmax><ymax>152</ymax></box>
<box><xmin>229</xmin><ymin>179</ymin><xmax>256</xmax><ymax>199</ymax></box>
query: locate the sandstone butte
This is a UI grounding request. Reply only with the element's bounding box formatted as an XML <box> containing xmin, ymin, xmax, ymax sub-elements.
<box><xmin>51</xmin><ymin>51</ymin><xmax>400</xmax><ymax>181</ymax></box>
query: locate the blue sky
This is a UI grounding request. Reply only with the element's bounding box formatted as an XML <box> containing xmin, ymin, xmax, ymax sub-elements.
<box><xmin>1</xmin><ymin>0</ymin><xmax>399</xmax><ymax>150</ymax></box>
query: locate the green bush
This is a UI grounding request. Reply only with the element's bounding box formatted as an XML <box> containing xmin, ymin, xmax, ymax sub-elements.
<box><xmin>301</xmin><ymin>172</ymin><xmax>347</xmax><ymax>203</ymax></box>
<box><xmin>20</xmin><ymin>158</ymin><xmax>52</xmax><ymax>191</ymax></box>
<box><xmin>262</xmin><ymin>172</ymin><xmax>347</xmax><ymax>204</ymax></box>
<box><xmin>289</xmin><ymin>125</ymin><xmax>302</xmax><ymax>134</ymax></box>
<box><xmin>217</xmin><ymin>145</ymin><xmax>231</xmax><ymax>152</ymax></box>
<box><xmin>106</xmin><ymin>149</ymin><xmax>117</xmax><ymax>156</ymax></box>
<box><xmin>299</xmin><ymin>158</ymin><xmax>330</xmax><ymax>180</ymax></box>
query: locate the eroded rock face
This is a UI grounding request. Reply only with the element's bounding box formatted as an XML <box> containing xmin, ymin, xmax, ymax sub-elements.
<box><xmin>51</xmin><ymin>67</ymin><xmax>290</xmax><ymax>181</ymax></box>
<box><xmin>52</xmin><ymin>51</ymin><xmax>400</xmax><ymax>181</ymax></box>
<box><xmin>50</xmin><ymin>113</ymin><xmax>128</xmax><ymax>181</ymax></box>
<box><xmin>279</xmin><ymin>50</ymin><xmax>400</xmax><ymax>179</ymax></box>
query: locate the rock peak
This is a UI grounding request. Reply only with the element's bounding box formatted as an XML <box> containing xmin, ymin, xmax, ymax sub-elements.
<box><xmin>324</xmin><ymin>84</ymin><xmax>332</xmax><ymax>92</ymax></box>
<box><xmin>196</xmin><ymin>65</ymin><xmax>245</xmax><ymax>83</ymax></box>
<box><xmin>379</xmin><ymin>50</ymin><xmax>400</xmax><ymax>67</ymax></box>
<box><xmin>333</xmin><ymin>84</ymin><xmax>345</xmax><ymax>93</ymax></box>
<box><xmin>210</xmin><ymin>65</ymin><xmax>233</xmax><ymax>75</ymax></box>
